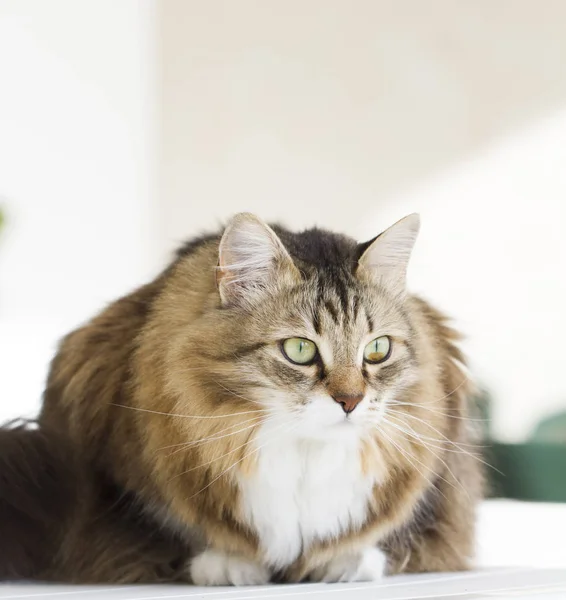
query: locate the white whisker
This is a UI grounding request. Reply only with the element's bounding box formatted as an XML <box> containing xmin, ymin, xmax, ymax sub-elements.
<box><xmin>384</xmin><ymin>408</ymin><xmax>503</xmax><ymax>475</ymax></box>
<box><xmin>376</xmin><ymin>427</ymin><xmax>449</xmax><ymax>501</ymax></box>
<box><xmin>111</xmin><ymin>403</ymin><xmax>267</xmax><ymax>419</ymax></box>
<box><xmin>171</xmin><ymin>412</ymin><xmax>302</xmax><ymax>475</ymax></box>
<box><xmin>384</xmin><ymin>409</ymin><xmax>484</xmax><ymax>450</ymax></box>
<box><xmin>434</xmin><ymin>376</ymin><xmax>473</xmax><ymax>403</ymax></box>
<box><xmin>166</xmin><ymin>417</ymin><xmax>267</xmax><ymax>455</ymax></box>
<box><xmin>388</xmin><ymin>400</ymin><xmax>488</xmax><ymax>422</ymax></box>
<box><xmin>157</xmin><ymin>415</ymin><xmax>267</xmax><ymax>452</ymax></box>
<box><xmin>381</xmin><ymin>415</ymin><xmax>469</xmax><ymax>498</ymax></box>
<box><xmin>177</xmin><ymin>418</ymin><xmax>301</xmax><ymax>494</ymax></box>
<box><xmin>385</xmin><ymin>406</ymin><xmax>484</xmax><ymax>449</ymax></box>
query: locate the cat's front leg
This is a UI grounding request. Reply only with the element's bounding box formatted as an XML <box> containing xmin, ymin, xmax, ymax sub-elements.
<box><xmin>309</xmin><ymin>547</ymin><xmax>387</xmax><ymax>583</ymax></box>
<box><xmin>189</xmin><ymin>549</ymin><xmax>271</xmax><ymax>586</ymax></box>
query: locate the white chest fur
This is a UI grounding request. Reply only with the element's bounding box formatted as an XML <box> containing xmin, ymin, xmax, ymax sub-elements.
<box><xmin>236</xmin><ymin>429</ymin><xmax>378</xmax><ymax>569</ymax></box>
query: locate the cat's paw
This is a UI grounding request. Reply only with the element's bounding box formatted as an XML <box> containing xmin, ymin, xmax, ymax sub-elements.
<box><xmin>189</xmin><ymin>549</ymin><xmax>270</xmax><ymax>586</ymax></box>
<box><xmin>310</xmin><ymin>547</ymin><xmax>387</xmax><ymax>583</ymax></box>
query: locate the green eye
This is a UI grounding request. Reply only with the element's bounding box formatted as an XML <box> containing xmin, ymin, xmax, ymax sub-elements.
<box><xmin>281</xmin><ymin>338</ymin><xmax>318</xmax><ymax>365</ymax></box>
<box><xmin>363</xmin><ymin>336</ymin><xmax>391</xmax><ymax>364</ymax></box>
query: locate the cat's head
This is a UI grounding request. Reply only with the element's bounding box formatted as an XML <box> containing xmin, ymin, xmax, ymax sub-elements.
<box><xmin>182</xmin><ymin>212</ymin><xmax>422</xmax><ymax>442</ymax></box>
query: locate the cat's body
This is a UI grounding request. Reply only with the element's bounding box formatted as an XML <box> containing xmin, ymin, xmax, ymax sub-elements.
<box><xmin>0</xmin><ymin>214</ymin><xmax>483</xmax><ymax>584</ymax></box>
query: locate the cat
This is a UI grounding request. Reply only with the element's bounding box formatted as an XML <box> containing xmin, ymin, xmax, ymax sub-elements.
<box><xmin>0</xmin><ymin>213</ymin><xmax>483</xmax><ymax>584</ymax></box>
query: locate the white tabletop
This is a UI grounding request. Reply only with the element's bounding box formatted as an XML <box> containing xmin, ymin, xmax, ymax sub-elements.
<box><xmin>1</xmin><ymin>568</ymin><xmax>566</xmax><ymax>599</ymax></box>
<box><xmin>2</xmin><ymin>500</ymin><xmax>566</xmax><ymax>599</ymax></box>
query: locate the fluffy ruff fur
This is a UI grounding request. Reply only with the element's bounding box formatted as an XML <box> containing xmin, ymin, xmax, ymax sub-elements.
<box><xmin>0</xmin><ymin>214</ymin><xmax>483</xmax><ymax>584</ymax></box>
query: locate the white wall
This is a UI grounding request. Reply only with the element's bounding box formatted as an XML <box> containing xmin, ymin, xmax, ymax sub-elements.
<box><xmin>366</xmin><ymin>111</ymin><xmax>566</xmax><ymax>442</ymax></box>
<box><xmin>157</xmin><ymin>0</ymin><xmax>566</xmax><ymax>259</ymax></box>
<box><xmin>0</xmin><ymin>0</ymin><xmax>157</xmax><ymax>420</ymax></box>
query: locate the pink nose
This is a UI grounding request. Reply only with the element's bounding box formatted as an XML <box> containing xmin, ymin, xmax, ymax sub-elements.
<box><xmin>333</xmin><ymin>394</ymin><xmax>364</xmax><ymax>414</ymax></box>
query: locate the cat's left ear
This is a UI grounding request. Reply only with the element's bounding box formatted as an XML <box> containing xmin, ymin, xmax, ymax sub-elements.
<box><xmin>217</xmin><ymin>213</ymin><xmax>301</xmax><ymax>307</ymax></box>
<box><xmin>356</xmin><ymin>213</ymin><xmax>420</xmax><ymax>295</ymax></box>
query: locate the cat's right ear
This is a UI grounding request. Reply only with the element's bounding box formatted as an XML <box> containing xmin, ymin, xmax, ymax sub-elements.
<box><xmin>216</xmin><ymin>213</ymin><xmax>300</xmax><ymax>307</ymax></box>
<box><xmin>356</xmin><ymin>213</ymin><xmax>420</xmax><ymax>296</ymax></box>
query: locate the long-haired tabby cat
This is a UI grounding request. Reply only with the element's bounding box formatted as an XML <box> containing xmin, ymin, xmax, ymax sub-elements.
<box><xmin>0</xmin><ymin>213</ymin><xmax>482</xmax><ymax>585</ymax></box>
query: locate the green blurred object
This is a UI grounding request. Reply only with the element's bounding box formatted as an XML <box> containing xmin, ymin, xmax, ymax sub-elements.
<box><xmin>488</xmin><ymin>441</ymin><xmax>566</xmax><ymax>502</ymax></box>
<box><xmin>532</xmin><ymin>411</ymin><xmax>566</xmax><ymax>444</ymax></box>
<box><xmin>485</xmin><ymin>405</ymin><xmax>566</xmax><ymax>503</ymax></box>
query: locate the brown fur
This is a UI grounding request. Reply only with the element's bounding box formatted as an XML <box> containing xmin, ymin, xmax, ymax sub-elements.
<box><xmin>0</xmin><ymin>215</ymin><xmax>483</xmax><ymax>583</ymax></box>
<box><xmin>0</xmin><ymin>422</ymin><xmax>74</xmax><ymax>580</ymax></box>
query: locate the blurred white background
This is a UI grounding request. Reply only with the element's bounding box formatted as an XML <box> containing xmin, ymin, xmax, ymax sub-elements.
<box><xmin>1</xmin><ymin>0</ymin><xmax>565</xmax><ymax>442</ymax></box>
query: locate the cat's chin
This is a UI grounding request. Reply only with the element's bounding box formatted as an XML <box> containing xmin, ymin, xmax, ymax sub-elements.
<box><xmin>328</xmin><ymin>418</ymin><xmax>365</xmax><ymax>438</ymax></box>
<box><xmin>291</xmin><ymin>418</ymin><xmax>363</xmax><ymax>443</ymax></box>
<box><xmin>329</xmin><ymin>416</ymin><xmax>358</xmax><ymax>431</ymax></box>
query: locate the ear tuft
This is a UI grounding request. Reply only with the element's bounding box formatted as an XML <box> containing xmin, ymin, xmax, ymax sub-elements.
<box><xmin>217</xmin><ymin>213</ymin><xmax>299</xmax><ymax>306</ymax></box>
<box><xmin>357</xmin><ymin>213</ymin><xmax>420</xmax><ymax>295</ymax></box>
